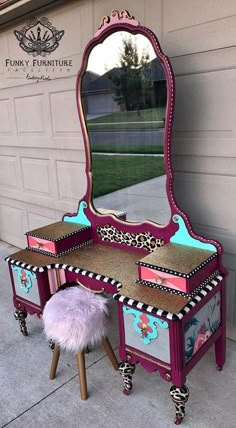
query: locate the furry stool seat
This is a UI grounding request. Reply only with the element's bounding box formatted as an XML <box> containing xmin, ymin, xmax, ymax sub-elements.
<box><xmin>43</xmin><ymin>283</ymin><xmax>119</xmax><ymax>400</ymax></box>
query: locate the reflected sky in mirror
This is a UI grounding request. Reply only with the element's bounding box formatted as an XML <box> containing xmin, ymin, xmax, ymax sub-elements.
<box><xmin>81</xmin><ymin>31</ymin><xmax>171</xmax><ymax>224</ymax></box>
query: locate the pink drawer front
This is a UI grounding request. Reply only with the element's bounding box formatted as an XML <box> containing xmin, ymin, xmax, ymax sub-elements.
<box><xmin>27</xmin><ymin>236</ymin><xmax>56</xmax><ymax>254</ymax></box>
<box><xmin>140</xmin><ymin>266</ymin><xmax>187</xmax><ymax>293</ymax></box>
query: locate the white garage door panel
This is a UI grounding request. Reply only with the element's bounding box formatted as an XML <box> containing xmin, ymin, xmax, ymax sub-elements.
<box><xmin>0</xmin><ymin>204</ymin><xmax>27</xmax><ymax>247</ymax></box>
<box><xmin>57</xmin><ymin>161</ymin><xmax>87</xmax><ymax>201</ymax></box>
<box><xmin>15</xmin><ymin>95</ymin><xmax>45</xmax><ymax>134</ymax></box>
<box><xmin>0</xmin><ymin>99</ymin><xmax>11</xmax><ymax>132</ymax></box>
<box><xmin>50</xmin><ymin>91</ymin><xmax>81</xmax><ymax>134</ymax></box>
<box><xmin>0</xmin><ymin>156</ymin><xmax>18</xmax><ymax>188</ymax></box>
<box><xmin>174</xmin><ymin>172</ymin><xmax>236</xmax><ymax>230</ymax></box>
<box><xmin>21</xmin><ymin>158</ymin><xmax>51</xmax><ymax>195</ymax></box>
<box><xmin>174</xmin><ymin>70</ymin><xmax>235</xmax><ymax>132</ymax></box>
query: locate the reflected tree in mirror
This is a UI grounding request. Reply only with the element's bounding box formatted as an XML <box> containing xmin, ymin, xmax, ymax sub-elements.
<box><xmin>81</xmin><ymin>31</ymin><xmax>170</xmax><ymax>224</ymax></box>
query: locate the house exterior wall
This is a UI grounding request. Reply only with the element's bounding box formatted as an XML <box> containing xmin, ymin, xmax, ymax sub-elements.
<box><xmin>0</xmin><ymin>0</ymin><xmax>235</xmax><ymax>339</ymax></box>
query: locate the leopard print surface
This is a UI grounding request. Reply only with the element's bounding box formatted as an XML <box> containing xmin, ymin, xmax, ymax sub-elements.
<box><xmin>119</xmin><ymin>361</ymin><xmax>136</xmax><ymax>395</ymax></box>
<box><xmin>170</xmin><ymin>385</ymin><xmax>189</xmax><ymax>424</ymax></box>
<box><xmin>96</xmin><ymin>224</ymin><xmax>164</xmax><ymax>252</ymax></box>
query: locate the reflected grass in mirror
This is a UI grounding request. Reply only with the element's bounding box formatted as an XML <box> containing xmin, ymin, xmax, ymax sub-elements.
<box><xmin>92</xmin><ymin>154</ymin><xmax>165</xmax><ymax>198</ymax></box>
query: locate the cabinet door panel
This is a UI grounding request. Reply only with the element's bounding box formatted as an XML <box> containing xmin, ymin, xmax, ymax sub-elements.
<box><xmin>11</xmin><ymin>266</ymin><xmax>40</xmax><ymax>306</ymax></box>
<box><xmin>123</xmin><ymin>306</ymin><xmax>170</xmax><ymax>364</ymax></box>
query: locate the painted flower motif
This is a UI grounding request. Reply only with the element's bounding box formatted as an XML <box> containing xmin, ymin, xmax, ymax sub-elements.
<box><xmin>137</xmin><ymin>313</ymin><xmax>153</xmax><ymax>336</ymax></box>
<box><xmin>193</xmin><ymin>329</ymin><xmax>211</xmax><ymax>354</ymax></box>
<box><xmin>20</xmin><ymin>269</ymin><xmax>28</xmax><ymax>285</ymax></box>
<box><xmin>199</xmin><ymin>323</ymin><xmax>207</xmax><ymax>334</ymax></box>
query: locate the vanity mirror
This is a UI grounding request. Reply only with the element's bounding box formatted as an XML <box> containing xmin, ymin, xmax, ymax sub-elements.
<box><xmin>79</xmin><ymin>13</ymin><xmax>173</xmax><ymax>225</ymax></box>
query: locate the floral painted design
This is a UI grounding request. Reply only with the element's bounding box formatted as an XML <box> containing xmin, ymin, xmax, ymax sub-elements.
<box><xmin>12</xmin><ymin>266</ymin><xmax>36</xmax><ymax>293</ymax></box>
<box><xmin>184</xmin><ymin>291</ymin><xmax>221</xmax><ymax>361</ymax></box>
<box><xmin>123</xmin><ymin>306</ymin><xmax>168</xmax><ymax>345</ymax></box>
<box><xmin>137</xmin><ymin>313</ymin><xmax>153</xmax><ymax>339</ymax></box>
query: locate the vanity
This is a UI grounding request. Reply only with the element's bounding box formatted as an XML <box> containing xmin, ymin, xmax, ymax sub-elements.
<box><xmin>5</xmin><ymin>10</ymin><xmax>227</xmax><ymax>424</ymax></box>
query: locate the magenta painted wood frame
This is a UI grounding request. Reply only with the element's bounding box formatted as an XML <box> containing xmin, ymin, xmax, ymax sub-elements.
<box><xmin>63</xmin><ymin>9</ymin><xmax>224</xmax><ymax>259</ymax></box>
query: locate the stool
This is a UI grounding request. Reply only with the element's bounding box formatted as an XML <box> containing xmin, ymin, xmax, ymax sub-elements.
<box><xmin>42</xmin><ymin>283</ymin><xmax>119</xmax><ymax>400</ymax></box>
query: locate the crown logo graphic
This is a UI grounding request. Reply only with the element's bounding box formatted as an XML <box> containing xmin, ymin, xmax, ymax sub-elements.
<box><xmin>14</xmin><ymin>16</ymin><xmax>64</xmax><ymax>57</ymax></box>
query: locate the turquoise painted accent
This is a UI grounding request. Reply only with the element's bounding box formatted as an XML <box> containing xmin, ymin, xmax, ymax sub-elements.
<box><xmin>12</xmin><ymin>266</ymin><xmax>36</xmax><ymax>293</ymax></box>
<box><xmin>170</xmin><ymin>214</ymin><xmax>216</xmax><ymax>251</ymax></box>
<box><xmin>63</xmin><ymin>200</ymin><xmax>91</xmax><ymax>227</ymax></box>
<box><xmin>123</xmin><ymin>307</ymin><xmax>168</xmax><ymax>345</ymax></box>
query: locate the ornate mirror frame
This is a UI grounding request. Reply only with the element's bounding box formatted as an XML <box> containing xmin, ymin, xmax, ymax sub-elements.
<box><xmin>65</xmin><ymin>10</ymin><xmax>223</xmax><ymax>257</ymax></box>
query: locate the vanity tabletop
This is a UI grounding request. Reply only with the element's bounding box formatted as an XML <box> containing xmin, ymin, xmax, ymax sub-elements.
<box><xmin>7</xmin><ymin>243</ymin><xmax>189</xmax><ymax>315</ymax></box>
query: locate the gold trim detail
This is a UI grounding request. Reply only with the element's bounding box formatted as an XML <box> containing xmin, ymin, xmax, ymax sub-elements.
<box><xmin>125</xmin><ymin>347</ymin><xmax>171</xmax><ymax>370</ymax></box>
<box><xmin>96</xmin><ymin>10</ymin><xmax>139</xmax><ymax>35</ymax></box>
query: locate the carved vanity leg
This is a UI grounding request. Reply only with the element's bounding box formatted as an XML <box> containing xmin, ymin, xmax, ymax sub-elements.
<box><xmin>170</xmin><ymin>385</ymin><xmax>189</xmax><ymax>425</ymax></box>
<box><xmin>119</xmin><ymin>361</ymin><xmax>136</xmax><ymax>395</ymax></box>
<box><xmin>14</xmin><ymin>308</ymin><xmax>28</xmax><ymax>336</ymax></box>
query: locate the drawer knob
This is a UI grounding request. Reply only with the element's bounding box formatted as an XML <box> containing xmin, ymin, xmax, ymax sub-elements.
<box><xmin>140</xmin><ymin>323</ymin><xmax>148</xmax><ymax>338</ymax></box>
<box><xmin>35</xmin><ymin>242</ymin><xmax>41</xmax><ymax>249</ymax></box>
<box><xmin>156</xmin><ymin>276</ymin><xmax>163</xmax><ymax>285</ymax></box>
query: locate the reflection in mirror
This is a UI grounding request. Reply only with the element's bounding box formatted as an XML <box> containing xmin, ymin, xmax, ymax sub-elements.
<box><xmin>81</xmin><ymin>31</ymin><xmax>171</xmax><ymax>224</ymax></box>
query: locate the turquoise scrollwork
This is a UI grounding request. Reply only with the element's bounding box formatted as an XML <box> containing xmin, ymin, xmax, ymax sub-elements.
<box><xmin>171</xmin><ymin>214</ymin><xmax>216</xmax><ymax>251</ymax></box>
<box><xmin>63</xmin><ymin>200</ymin><xmax>91</xmax><ymax>227</ymax></box>
<box><xmin>123</xmin><ymin>306</ymin><xmax>168</xmax><ymax>345</ymax></box>
<box><xmin>12</xmin><ymin>266</ymin><xmax>36</xmax><ymax>293</ymax></box>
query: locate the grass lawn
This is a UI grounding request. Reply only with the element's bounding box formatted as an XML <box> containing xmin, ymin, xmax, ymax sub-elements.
<box><xmin>91</xmin><ymin>143</ymin><xmax>164</xmax><ymax>155</ymax></box>
<box><xmin>92</xmin><ymin>154</ymin><xmax>165</xmax><ymax>198</ymax></box>
<box><xmin>87</xmin><ymin>108</ymin><xmax>165</xmax><ymax>131</ymax></box>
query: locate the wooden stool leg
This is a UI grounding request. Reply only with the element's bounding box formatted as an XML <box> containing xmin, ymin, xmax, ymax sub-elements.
<box><xmin>102</xmin><ymin>337</ymin><xmax>119</xmax><ymax>370</ymax></box>
<box><xmin>77</xmin><ymin>351</ymin><xmax>88</xmax><ymax>400</ymax></box>
<box><xmin>49</xmin><ymin>344</ymin><xmax>60</xmax><ymax>380</ymax></box>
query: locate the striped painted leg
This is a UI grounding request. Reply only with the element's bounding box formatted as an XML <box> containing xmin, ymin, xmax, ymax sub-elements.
<box><xmin>14</xmin><ymin>308</ymin><xmax>28</xmax><ymax>336</ymax></box>
<box><xmin>170</xmin><ymin>385</ymin><xmax>189</xmax><ymax>425</ymax></box>
<box><xmin>119</xmin><ymin>361</ymin><xmax>136</xmax><ymax>395</ymax></box>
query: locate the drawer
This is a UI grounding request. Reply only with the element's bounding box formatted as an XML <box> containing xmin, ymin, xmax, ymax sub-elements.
<box><xmin>26</xmin><ymin>220</ymin><xmax>92</xmax><ymax>257</ymax></box>
<box><xmin>140</xmin><ymin>266</ymin><xmax>187</xmax><ymax>292</ymax></box>
<box><xmin>27</xmin><ymin>236</ymin><xmax>56</xmax><ymax>254</ymax></box>
<box><xmin>137</xmin><ymin>243</ymin><xmax>218</xmax><ymax>294</ymax></box>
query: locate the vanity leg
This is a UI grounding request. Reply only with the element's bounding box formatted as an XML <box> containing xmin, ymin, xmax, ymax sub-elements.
<box><xmin>215</xmin><ymin>332</ymin><xmax>226</xmax><ymax>371</ymax></box>
<box><xmin>170</xmin><ymin>385</ymin><xmax>189</xmax><ymax>425</ymax></box>
<box><xmin>119</xmin><ymin>361</ymin><xmax>136</xmax><ymax>395</ymax></box>
<box><xmin>215</xmin><ymin>280</ymin><xmax>226</xmax><ymax>371</ymax></box>
<box><xmin>14</xmin><ymin>308</ymin><xmax>28</xmax><ymax>336</ymax></box>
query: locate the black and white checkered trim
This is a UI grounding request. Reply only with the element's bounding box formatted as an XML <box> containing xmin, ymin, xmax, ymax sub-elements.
<box><xmin>5</xmin><ymin>255</ymin><xmax>122</xmax><ymax>291</ymax></box>
<box><xmin>137</xmin><ymin>252</ymin><xmax>217</xmax><ymax>279</ymax></box>
<box><xmin>26</xmin><ymin>239</ymin><xmax>93</xmax><ymax>258</ymax></box>
<box><xmin>25</xmin><ymin>225</ymin><xmax>90</xmax><ymax>241</ymax></box>
<box><xmin>113</xmin><ymin>273</ymin><xmax>224</xmax><ymax>320</ymax></box>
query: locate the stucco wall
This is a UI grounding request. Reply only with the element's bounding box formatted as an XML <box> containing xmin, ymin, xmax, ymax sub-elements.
<box><xmin>0</xmin><ymin>0</ymin><xmax>235</xmax><ymax>338</ymax></box>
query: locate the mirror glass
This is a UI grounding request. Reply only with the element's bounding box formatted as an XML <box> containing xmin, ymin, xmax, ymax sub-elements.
<box><xmin>81</xmin><ymin>31</ymin><xmax>171</xmax><ymax>224</ymax></box>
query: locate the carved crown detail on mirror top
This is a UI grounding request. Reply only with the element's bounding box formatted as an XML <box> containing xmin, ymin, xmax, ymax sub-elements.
<box><xmin>63</xmin><ymin>10</ymin><xmax>222</xmax><ymax>257</ymax></box>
